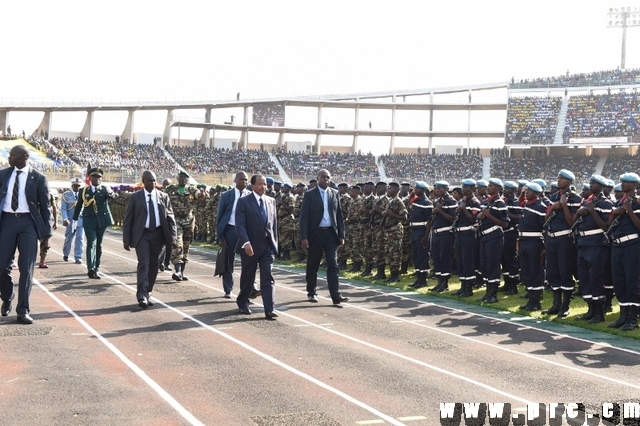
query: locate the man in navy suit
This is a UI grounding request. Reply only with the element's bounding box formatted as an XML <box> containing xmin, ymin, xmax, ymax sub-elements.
<box><xmin>123</xmin><ymin>170</ymin><xmax>177</xmax><ymax>309</ymax></box>
<box><xmin>216</xmin><ymin>171</ymin><xmax>250</xmax><ymax>298</ymax></box>
<box><xmin>299</xmin><ymin>169</ymin><xmax>349</xmax><ymax>304</ymax></box>
<box><xmin>0</xmin><ymin>145</ymin><xmax>52</xmax><ymax>324</ymax></box>
<box><xmin>234</xmin><ymin>174</ymin><xmax>279</xmax><ymax>320</ymax></box>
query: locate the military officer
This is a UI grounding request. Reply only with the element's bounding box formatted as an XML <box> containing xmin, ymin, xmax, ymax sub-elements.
<box><xmin>359</xmin><ymin>182</ymin><xmax>377</xmax><ymax>276</ymax></box>
<box><xmin>518</xmin><ymin>182</ymin><xmax>547</xmax><ymax>311</ymax></box>
<box><xmin>277</xmin><ymin>182</ymin><xmax>295</xmax><ymax>260</ymax></box>
<box><xmin>381</xmin><ymin>182</ymin><xmax>408</xmax><ymax>282</ymax></box>
<box><xmin>293</xmin><ymin>182</ymin><xmax>307</xmax><ymax>262</ymax></box>
<box><xmin>408</xmin><ymin>181</ymin><xmax>433</xmax><ymax>289</ymax></box>
<box><xmin>371</xmin><ymin>182</ymin><xmax>389</xmax><ymax>280</ymax></box>
<box><xmin>61</xmin><ymin>177</ymin><xmax>84</xmax><ymax>264</ymax></box>
<box><xmin>346</xmin><ymin>185</ymin><xmax>364</xmax><ymax>272</ymax></box>
<box><xmin>337</xmin><ymin>182</ymin><xmax>352</xmax><ymax>270</ymax></box>
<box><xmin>428</xmin><ymin>181</ymin><xmax>457</xmax><ymax>292</ymax></box>
<box><xmin>73</xmin><ymin>167</ymin><xmax>117</xmax><ymax>279</ymax></box>
<box><xmin>500</xmin><ymin>180</ymin><xmax>523</xmax><ymax>295</ymax></box>
<box><xmin>451</xmin><ymin>179</ymin><xmax>481</xmax><ymax>296</ymax></box>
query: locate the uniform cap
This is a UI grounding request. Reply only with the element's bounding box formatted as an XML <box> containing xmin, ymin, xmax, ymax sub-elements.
<box><xmin>338</xmin><ymin>182</ymin><xmax>349</xmax><ymax>187</ymax></box>
<box><xmin>388</xmin><ymin>182</ymin><xmax>400</xmax><ymax>188</ymax></box>
<box><xmin>375</xmin><ymin>181</ymin><xmax>388</xmax><ymax>187</ymax></box>
<box><xmin>489</xmin><ymin>178</ymin><xmax>504</xmax><ymax>187</ymax></box>
<box><xmin>476</xmin><ymin>180</ymin><xmax>488</xmax><ymax>188</ymax></box>
<box><xmin>531</xmin><ymin>179</ymin><xmax>546</xmax><ymax>188</ymax></box>
<box><xmin>589</xmin><ymin>174</ymin><xmax>608</xmax><ymax>186</ymax></box>
<box><xmin>364</xmin><ymin>181</ymin><xmax>375</xmax><ymax>186</ymax></box>
<box><xmin>266</xmin><ymin>177</ymin><xmax>274</xmax><ymax>183</ymax></box>
<box><xmin>414</xmin><ymin>180</ymin><xmax>428</xmax><ymax>189</ymax></box>
<box><xmin>582</xmin><ymin>183</ymin><xmax>590</xmax><ymax>191</ymax></box>
<box><xmin>196</xmin><ymin>183</ymin><xmax>206</xmax><ymax>189</ymax></box>
<box><xmin>504</xmin><ymin>180</ymin><xmax>518</xmax><ymax>189</ymax></box>
<box><xmin>70</xmin><ymin>177</ymin><xmax>83</xmax><ymax>186</ymax></box>
<box><xmin>434</xmin><ymin>180</ymin><xmax>449</xmax><ymax>188</ymax></box>
<box><xmin>605</xmin><ymin>179</ymin><xmax>615</xmax><ymax>188</ymax></box>
<box><xmin>296</xmin><ymin>182</ymin><xmax>306</xmax><ymax>187</ymax></box>
<box><xmin>558</xmin><ymin>169</ymin><xmax>575</xmax><ymax>181</ymax></box>
<box><xmin>178</xmin><ymin>170</ymin><xmax>190</xmax><ymax>177</ymax></box>
<box><xmin>274</xmin><ymin>181</ymin><xmax>282</xmax><ymax>186</ymax></box>
<box><xmin>88</xmin><ymin>167</ymin><xmax>103</xmax><ymax>177</ymax></box>
<box><xmin>350</xmin><ymin>185</ymin><xmax>361</xmax><ymax>190</ymax></box>
<box><xmin>517</xmin><ymin>179</ymin><xmax>528</xmax><ymax>186</ymax></box>
<box><xmin>526</xmin><ymin>182</ymin><xmax>543</xmax><ymax>193</ymax></box>
<box><xmin>283</xmin><ymin>182</ymin><xmax>292</xmax><ymax>188</ymax></box>
<box><xmin>401</xmin><ymin>182</ymin><xmax>411</xmax><ymax>186</ymax></box>
<box><xmin>461</xmin><ymin>179</ymin><xmax>476</xmax><ymax>186</ymax></box>
<box><xmin>550</xmin><ymin>182</ymin><xmax>559</xmax><ymax>188</ymax></box>
<box><xmin>620</xmin><ymin>172</ymin><xmax>640</xmax><ymax>183</ymax></box>
<box><xmin>614</xmin><ymin>184</ymin><xmax>623</xmax><ymax>191</ymax></box>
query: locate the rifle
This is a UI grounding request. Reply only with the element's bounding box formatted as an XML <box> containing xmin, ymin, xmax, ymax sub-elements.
<box><xmin>543</xmin><ymin>210</ymin><xmax>556</xmax><ymax>231</ymax></box>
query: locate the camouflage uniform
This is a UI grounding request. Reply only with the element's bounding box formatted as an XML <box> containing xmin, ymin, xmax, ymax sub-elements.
<box><xmin>360</xmin><ymin>192</ymin><xmax>377</xmax><ymax>270</ymax></box>
<box><xmin>384</xmin><ymin>195</ymin><xmax>408</xmax><ymax>276</ymax></box>
<box><xmin>194</xmin><ymin>187</ymin><xmax>209</xmax><ymax>241</ymax></box>
<box><xmin>401</xmin><ymin>195</ymin><xmax>412</xmax><ymax>271</ymax></box>
<box><xmin>165</xmin><ymin>184</ymin><xmax>199</xmax><ymax>265</ymax></box>
<box><xmin>205</xmin><ymin>186</ymin><xmax>219</xmax><ymax>243</ymax></box>
<box><xmin>346</xmin><ymin>193</ymin><xmax>363</xmax><ymax>268</ymax></box>
<box><xmin>372</xmin><ymin>195</ymin><xmax>389</xmax><ymax>267</ymax></box>
<box><xmin>293</xmin><ymin>189</ymin><xmax>306</xmax><ymax>261</ymax></box>
<box><xmin>337</xmin><ymin>192</ymin><xmax>353</xmax><ymax>267</ymax></box>
<box><xmin>277</xmin><ymin>190</ymin><xmax>295</xmax><ymax>252</ymax></box>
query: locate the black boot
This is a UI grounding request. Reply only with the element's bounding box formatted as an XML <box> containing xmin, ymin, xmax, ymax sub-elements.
<box><xmin>578</xmin><ymin>302</ymin><xmax>594</xmax><ymax>321</ymax></box>
<box><xmin>410</xmin><ymin>271</ymin><xmax>422</xmax><ymax>287</ymax></box>
<box><xmin>459</xmin><ymin>280</ymin><xmax>473</xmax><ymax>297</ymax></box>
<box><xmin>454</xmin><ymin>280</ymin><xmax>466</xmax><ymax>296</ymax></box>
<box><xmin>385</xmin><ymin>271</ymin><xmax>400</xmax><ymax>283</ymax></box>
<box><xmin>473</xmin><ymin>274</ymin><xmax>484</xmax><ymax>289</ymax></box>
<box><xmin>497</xmin><ymin>277</ymin><xmax>509</xmax><ymax>292</ymax></box>
<box><xmin>361</xmin><ymin>263</ymin><xmax>374</xmax><ymax>277</ymax></box>
<box><xmin>400</xmin><ymin>261</ymin><xmax>409</xmax><ymax>275</ymax></box>
<box><xmin>603</xmin><ymin>288</ymin><xmax>614</xmax><ymax>313</ymax></box>
<box><xmin>373</xmin><ymin>264</ymin><xmax>387</xmax><ymax>280</ymax></box>
<box><xmin>484</xmin><ymin>284</ymin><xmax>498</xmax><ymax>303</ymax></box>
<box><xmin>542</xmin><ymin>290</ymin><xmax>562</xmax><ymax>315</ymax></box>
<box><xmin>429</xmin><ymin>277</ymin><xmax>444</xmax><ymax>292</ymax></box>
<box><xmin>180</xmin><ymin>263</ymin><xmax>189</xmax><ymax>281</ymax></box>
<box><xmin>608</xmin><ymin>306</ymin><xmax>629</xmax><ymax>329</ymax></box>
<box><xmin>435</xmin><ymin>276</ymin><xmax>449</xmax><ymax>293</ymax></box>
<box><xmin>557</xmin><ymin>290</ymin><xmax>574</xmax><ymax>317</ymax></box>
<box><xmin>521</xmin><ymin>290</ymin><xmax>542</xmax><ymax>310</ymax></box>
<box><xmin>621</xmin><ymin>306</ymin><xmax>639</xmax><ymax>331</ymax></box>
<box><xmin>504</xmin><ymin>278</ymin><xmax>519</xmax><ymax>295</ymax></box>
<box><xmin>588</xmin><ymin>303</ymin><xmax>605</xmax><ymax>324</ymax></box>
<box><xmin>413</xmin><ymin>272</ymin><xmax>428</xmax><ymax>289</ymax></box>
<box><xmin>172</xmin><ymin>264</ymin><xmax>183</xmax><ymax>281</ymax></box>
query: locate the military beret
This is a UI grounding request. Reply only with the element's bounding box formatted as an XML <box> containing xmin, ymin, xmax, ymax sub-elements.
<box><xmin>517</xmin><ymin>179</ymin><xmax>528</xmax><ymax>187</ymax></box>
<box><xmin>476</xmin><ymin>180</ymin><xmax>488</xmax><ymax>188</ymax></box>
<box><xmin>550</xmin><ymin>182</ymin><xmax>559</xmax><ymax>188</ymax></box>
<box><xmin>388</xmin><ymin>182</ymin><xmax>400</xmax><ymax>188</ymax></box>
<box><xmin>401</xmin><ymin>182</ymin><xmax>411</xmax><ymax>186</ymax></box>
<box><xmin>461</xmin><ymin>179</ymin><xmax>476</xmax><ymax>186</ymax></box>
<box><xmin>488</xmin><ymin>178</ymin><xmax>504</xmax><ymax>187</ymax></box>
<box><xmin>178</xmin><ymin>170</ymin><xmax>190</xmax><ymax>177</ymax></box>
<box><xmin>558</xmin><ymin>169</ymin><xmax>575</xmax><ymax>181</ymax></box>
<box><xmin>196</xmin><ymin>184</ymin><xmax>206</xmax><ymax>189</ymax></box>
<box><xmin>531</xmin><ymin>179</ymin><xmax>547</xmax><ymax>188</ymax></box>
<box><xmin>526</xmin><ymin>182</ymin><xmax>543</xmax><ymax>193</ymax></box>
<box><xmin>350</xmin><ymin>185</ymin><xmax>361</xmax><ymax>190</ymax></box>
<box><xmin>614</xmin><ymin>184</ymin><xmax>623</xmax><ymax>191</ymax></box>
<box><xmin>589</xmin><ymin>174</ymin><xmax>608</xmax><ymax>186</ymax></box>
<box><xmin>364</xmin><ymin>181</ymin><xmax>375</xmax><ymax>186</ymax></box>
<box><xmin>88</xmin><ymin>167</ymin><xmax>103</xmax><ymax>177</ymax></box>
<box><xmin>70</xmin><ymin>177</ymin><xmax>83</xmax><ymax>186</ymax></box>
<box><xmin>296</xmin><ymin>182</ymin><xmax>306</xmax><ymax>187</ymax></box>
<box><xmin>434</xmin><ymin>180</ymin><xmax>449</xmax><ymax>188</ymax></box>
<box><xmin>503</xmin><ymin>181</ymin><xmax>518</xmax><ymax>189</ymax></box>
<box><xmin>582</xmin><ymin>183</ymin><xmax>590</xmax><ymax>191</ymax></box>
<box><xmin>620</xmin><ymin>172</ymin><xmax>640</xmax><ymax>183</ymax></box>
<box><xmin>605</xmin><ymin>179</ymin><xmax>615</xmax><ymax>188</ymax></box>
<box><xmin>414</xmin><ymin>180</ymin><xmax>428</xmax><ymax>189</ymax></box>
<box><xmin>274</xmin><ymin>181</ymin><xmax>282</xmax><ymax>186</ymax></box>
<box><xmin>375</xmin><ymin>181</ymin><xmax>388</xmax><ymax>187</ymax></box>
<box><xmin>283</xmin><ymin>182</ymin><xmax>292</xmax><ymax>188</ymax></box>
<box><xmin>338</xmin><ymin>182</ymin><xmax>348</xmax><ymax>187</ymax></box>
<box><xmin>266</xmin><ymin>177</ymin><xmax>274</xmax><ymax>183</ymax></box>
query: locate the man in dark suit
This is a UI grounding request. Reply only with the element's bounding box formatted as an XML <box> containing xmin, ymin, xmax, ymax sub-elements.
<box><xmin>0</xmin><ymin>145</ymin><xmax>52</xmax><ymax>324</ymax></box>
<box><xmin>235</xmin><ymin>174</ymin><xmax>279</xmax><ymax>320</ymax></box>
<box><xmin>299</xmin><ymin>169</ymin><xmax>349</xmax><ymax>304</ymax></box>
<box><xmin>123</xmin><ymin>170</ymin><xmax>177</xmax><ymax>309</ymax></box>
<box><xmin>216</xmin><ymin>171</ymin><xmax>250</xmax><ymax>298</ymax></box>
<box><xmin>73</xmin><ymin>167</ymin><xmax>117</xmax><ymax>279</ymax></box>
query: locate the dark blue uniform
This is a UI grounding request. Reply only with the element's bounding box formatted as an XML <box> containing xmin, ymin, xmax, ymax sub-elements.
<box><xmin>453</xmin><ymin>195</ymin><xmax>481</xmax><ymax>296</ymax></box>
<box><xmin>501</xmin><ymin>193</ymin><xmax>523</xmax><ymax>291</ymax></box>
<box><xmin>430</xmin><ymin>193</ymin><xmax>457</xmax><ymax>282</ymax></box>
<box><xmin>478</xmin><ymin>194</ymin><xmax>510</xmax><ymax>300</ymax></box>
<box><xmin>545</xmin><ymin>190</ymin><xmax>581</xmax><ymax>292</ymax></box>
<box><xmin>409</xmin><ymin>195</ymin><xmax>433</xmax><ymax>273</ymax></box>
<box><xmin>518</xmin><ymin>199</ymin><xmax>547</xmax><ymax>297</ymax></box>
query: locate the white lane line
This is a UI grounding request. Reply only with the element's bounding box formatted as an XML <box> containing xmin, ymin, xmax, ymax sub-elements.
<box><xmin>42</xmin><ymin>249</ymin><xmax>406</xmax><ymax>426</ymax></box>
<box><xmin>34</xmin><ymin>279</ymin><xmax>204</xmax><ymax>426</ymax></box>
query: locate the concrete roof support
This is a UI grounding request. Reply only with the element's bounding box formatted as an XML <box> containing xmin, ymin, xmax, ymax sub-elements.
<box><xmin>0</xmin><ymin>111</ymin><xmax>7</xmax><ymax>137</ymax></box>
<box><xmin>122</xmin><ymin>110</ymin><xmax>135</xmax><ymax>144</ymax></box>
<box><xmin>163</xmin><ymin>109</ymin><xmax>173</xmax><ymax>146</ymax></box>
<box><xmin>81</xmin><ymin>109</ymin><xmax>95</xmax><ymax>141</ymax></box>
<box><xmin>35</xmin><ymin>110</ymin><xmax>52</xmax><ymax>140</ymax></box>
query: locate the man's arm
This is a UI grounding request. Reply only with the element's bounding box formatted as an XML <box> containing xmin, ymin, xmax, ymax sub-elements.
<box><xmin>216</xmin><ymin>192</ymin><xmax>229</xmax><ymax>244</ymax></box>
<box><xmin>122</xmin><ymin>193</ymin><xmax>136</xmax><ymax>250</ymax></box>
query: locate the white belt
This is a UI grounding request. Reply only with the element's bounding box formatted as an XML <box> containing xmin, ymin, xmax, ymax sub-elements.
<box><xmin>519</xmin><ymin>231</ymin><xmax>543</xmax><ymax>238</ymax></box>
<box><xmin>547</xmin><ymin>229</ymin><xmax>572</xmax><ymax>238</ymax></box>
<box><xmin>578</xmin><ymin>229</ymin><xmax>604</xmax><ymax>236</ymax></box>
<box><xmin>455</xmin><ymin>226</ymin><xmax>474</xmax><ymax>232</ymax></box>
<box><xmin>613</xmin><ymin>233</ymin><xmax>639</xmax><ymax>244</ymax></box>
<box><xmin>504</xmin><ymin>227</ymin><xmax>516</xmax><ymax>233</ymax></box>
<box><xmin>480</xmin><ymin>225</ymin><xmax>501</xmax><ymax>236</ymax></box>
<box><xmin>410</xmin><ymin>221</ymin><xmax>428</xmax><ymax>227</ymax></box>
<box><xmin>432</xmin><ymin>226</ymin><xmax>451</xmax><ymax>234</ymax></box>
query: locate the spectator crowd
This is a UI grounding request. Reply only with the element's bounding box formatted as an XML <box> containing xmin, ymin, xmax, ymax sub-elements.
<box><xmin>506</xmin><ymin>96</ymin><xmax>562</xmax><ymax>144</ymax></box>
<box><xmin>167</xmin><ymin>146</ymin><xmax>278</xmax><ymax>176</ymax></box>
<box><xmin>276</xmin><ymin>150</ymin><xmax>378</xmax><ymax>182</ymax></box>
<box><xmin>380</xmin><ymin>153</ymin><xmax>483</xmax><ymax>183</ymax></box>
<box><xmin>511</xmin><ymin>68</ymin><xmax>640</xmax><ymax>89</ymax></box>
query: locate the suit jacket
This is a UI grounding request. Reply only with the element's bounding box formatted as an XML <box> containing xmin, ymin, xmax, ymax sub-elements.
<box><xmin>234</xmin><ymin>193</ymin><xmax>278</xmax><ymax>256</ymax></box>
<box><xmin>216</xmin><ymin>187</ymin><xmax>250</xmax><ymax>240</ymax></box>
<box><xmin>123</xmin><ymin>189</ymin><xmax>177</xmax><ymax>248</ymax></box>
<box><xmin>73</xmin><ymin>185</ymin><xmax>116</xmax><ymax>229</ymax></box>
<box><xmin>299</xmin><ymin>186</ymin><xmax>345</xmax><ymax>242</ymax></box>
<box><xmin>0</xmin><ymin>166</ymin><xmax>51</xmax><ymax>240</ymax></box>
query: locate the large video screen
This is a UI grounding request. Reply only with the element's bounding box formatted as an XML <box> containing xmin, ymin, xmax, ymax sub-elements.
<box><xmin>253</xmin><ymin>103</ymin><xmax>285</xmax><ymax>127</ymax></box>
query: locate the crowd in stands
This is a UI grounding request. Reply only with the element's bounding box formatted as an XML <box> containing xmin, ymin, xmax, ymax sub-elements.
<box><xmin>276</xmin><ymin>150</ymin><xmax>379</xmax><ymax>182</ymax></box>
<box><xmin>505</xmin><ymin>96</ymin><xmax>562</xmax><ymax>144</ymax></box>
<box><xmin>167</xmin><ymin>146</ymin><xmax>278</xmax><ymax>176</ymax></box>
<box><xmin>28</xmin><ymin>136</ymin><xmax>77</xmax><ymax>172</ymax></box>
<box><xmin>511</xmin><ymin>68</ymin><xmax>640</xmax><ymax>89</ymax></box>
<box><xmin>601</xmin><ymin>154</ymin><xmax>640</xmax><ymax>180</ymax></box>
<box><xmin>380</xmin><ymin>153</ymin><xmax>483</xmax><ymax>183</ymax></box>
<box><xmin>490</xmin><ymin>154</ymin><xmax>599</xmax><ymax>183</ymax></box>
<box><xmin>563</xmin><ymin>92</ymin><xmax>640</xmax><ymax>141</ymax></box>
<box><xmin>48</xmin><ymin>137</ymin><xmax>179</xmax><ymax>177</ymax></box>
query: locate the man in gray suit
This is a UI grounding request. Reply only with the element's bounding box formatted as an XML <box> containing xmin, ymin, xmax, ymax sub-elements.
<box><xmin>123</xmin><ymin>170</ymin><xmax>177</xmax><ymax>309</ymax></box>
<box><xmin>216</xmin><ymin>171</ymin><xmax>250</xmax><ymax>298</ymax></box>
<box><xmin>0</xmin><ymin>145</ymin><xmax>52</xmax><ymax>324</ymax></box>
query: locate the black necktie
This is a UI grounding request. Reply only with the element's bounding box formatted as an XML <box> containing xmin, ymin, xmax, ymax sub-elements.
<box><xmin>11</xmin><ymin>170</ymin><xmax>22</xmax><ymax>211</ymax></box>
<box><xmin>148</xmin><ymin>194</ymin><xmax>157</xmax><ymax>231</ymax></box>
<box><xmin>259</xmin><ymin>197</ymin><xmax>267</xmax><ymax>222</ymax></box>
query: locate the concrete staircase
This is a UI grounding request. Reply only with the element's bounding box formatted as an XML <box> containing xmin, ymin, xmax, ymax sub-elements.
<box><xmin>482</xmin><ymin>157</ymin><xmax>491</xmax><ymax>180</ymax></box>
<box><xmin>268</xmin><ymin>152</ymin><xmax>291</xmax><ymax>183</ymax></box>
<box><xmin>553</xmin><ymin>97</ymin><xmax>570</xmax><ymax>144</ymax></box>
<box><xmin>595</xmin><ymin>155</ymin><xmax>608</xmax><ymax>176</ymax></box>
<box><xmin>376</xmin><ymin>156</ymin><xmax>387</xmax><ymax>181</ymax></box>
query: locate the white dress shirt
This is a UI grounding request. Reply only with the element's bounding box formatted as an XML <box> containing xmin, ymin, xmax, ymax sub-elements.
<box><xmin>3</xmin><ymin>165</ymin><xmax>30</xmax><ymax>213</ymax></box>
<box><xmin>145</xmin><ymin>189</ymin><xmax>160</xmax><ymax>229</ymax></box>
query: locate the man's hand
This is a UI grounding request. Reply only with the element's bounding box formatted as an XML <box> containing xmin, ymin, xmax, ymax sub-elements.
<box><xmin>63</xmin><ymin>219</ymin><xmax>70</xmax><ymax>227</ymax></box>
<box><xmin>219</xmin><ymin>239</ymin><xmax>226</xmax><ymax>248</ymax></box>
<box><xmin>244</xmin><ymin>243</ymin><xmax>254</xmax><ymax>256</ymax></box>
<box><xmin>301</xmin><ymin>239</ymin><xmax>309</xmax><ymax>250</ymax></box>
<box><xmin>123</xmin><ymin>243</ymin><xmax>130</xmax><ymax>251</ymax></box>
<box><xmin>338</xmin><ymin>238</ymin><xmax>344</xmax><ymax>249</ymax></box>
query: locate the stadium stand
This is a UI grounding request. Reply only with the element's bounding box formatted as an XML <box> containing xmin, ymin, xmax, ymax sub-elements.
<box><xmin>505</xmin><ymin>96</ymin><xmax>562</xmax><ymax>144</ymax></box>
<box><xmin>601</xmin><ymin>154</ymin><xmax>640</xmax><ymax>180</ymax></box>
<box><xmin>510</xmin><ymin>68</ymin><xmax>640</xmax><ymax>89</ymax></box>
<box><xmin>563</xmin><ymin>92</ymin><xmax>640</xmax><ymax>141</ymax></box>
<box><xmin>490</xmin><ymin>154</ymin><xmax>600</xmax><ymax>182</ymax></box>
<box><xmin>380</xmin><ymin>153</ymin><xmax>483</xmax><ymax>183</ymax></box>
<box><xmin>276</xmin><ymin>151</ymin><xmax>379</xmax><ymax>183</ymax></box>
<box><xmin>166</xmin><ymin>146</ymin><xmax>278</xmax><ymax>176</ymax></box>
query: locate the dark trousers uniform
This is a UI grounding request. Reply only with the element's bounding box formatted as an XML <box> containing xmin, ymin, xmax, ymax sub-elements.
<box><xmin>545</xmin><ymin>234</ymin><xmax>575</xmax><ymax>291</ymax></box>
<box><xmin>431</xmin><ymin>230</ymin><xmax>454</xmax><ymax>279</ymax></box>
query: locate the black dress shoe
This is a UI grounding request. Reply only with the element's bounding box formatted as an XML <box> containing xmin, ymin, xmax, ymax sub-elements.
<box><xmin>63</xmin><ymin>256</ymin><xmax>69</xmax><ymax>262</ymax></box>
<box><xmin>308</xmin><ymin>295</ymin><xmax>318</xmax><ymax>303</ymax></box>
<box><xmin>158</xmin><ymin>264</ymin><xmax>165</xmax><ymax>272</ymax></box>
<box><xmin>88</xmin><ymin>269</ymin><xmax>96</xmax><ymax>278</ymax></box>
<box><xmin>333</xmin><ymin>296</ymin><xmax>350</xmax><ymax>305</ymax></box>
<box><xmin>75</xmin><ymin>259</ymin><xmax>82</xmax><ymax>264</ymax></box>
<box><xmin>224</xmin><ymin>293</ymin><xmax>232</xmax><ymax>299</ymax></box>
<box><xmin>239</xmin><ymin>307</ymin><xmax>252</xmax><ymax>315</ymax></box>
<box><xmin>250</xmin><ymin>289</ymin><xmax>262</xmax><ymax>299</ymax></box>
<box><xmin>138</xmin><ymin>299</ymin><xmax>148</xmax><ymax>309</ymax></box>
<box><xmin>265</xmin><ymin>312</ymin><xmax>278</xmax><ymax>320</ymax></box>
<box><xmin>17</xmin><ymin>314</ymin><xmax>33</xmax><ymax>324</ymax></box>
<box><xmin>147</xmin><ymin>299</ymin><xmax>154</xmax><ymax>307</ymax></box>
<box><xmin>1</xmin><ymin>300</ymin><xmax>12</xmax><ymax>316</ymax></box>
